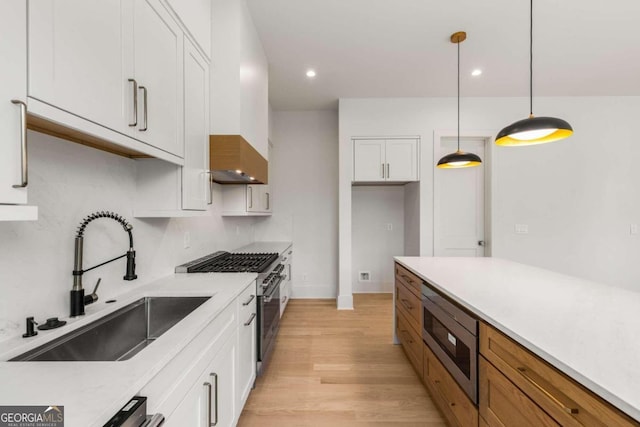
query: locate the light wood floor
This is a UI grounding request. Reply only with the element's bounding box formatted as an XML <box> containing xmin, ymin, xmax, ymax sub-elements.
<box><xmin>238</xmin><ymin>294</ymin><xmax>447</xmax><ymax>426</ymax></box>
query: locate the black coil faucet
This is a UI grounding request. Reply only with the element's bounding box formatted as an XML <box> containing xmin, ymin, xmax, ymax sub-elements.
<box><xmin>71</xmin><ymin>211</ymin><xmax>137</xmax><ymax>317</ymax></box>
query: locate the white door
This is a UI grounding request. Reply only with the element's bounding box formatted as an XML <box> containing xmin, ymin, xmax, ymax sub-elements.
<box><xmin>0</xmin><ymin>0</ymin><xmax>28</xmax><ymax>204</ymax></box>
<box><xmin>133</xmin><ymin>0</ymin><xmax>183</xmax><ymax>157</ymax></box>
<box><xmin>28</xmin><ymin>0</ymin><xmax>132</xmax><ymax>134</ymax></box>
<box><xmin>386</xmin><ymin>138</ymin><xmax>418</xmax><ymax>182</ymax></box>
<box><xmin>434</xmin><ymin>137</ymin><xmax>486</xmax><ymax>257</ymax></box>
<box><xmin>353</xmin><ymin>139</ymin><xmax>385</xmax><ymax>182</ymax></box>
<box><xmin>182</xmin><ymin>37</ymin><xmax>209</xmax><ymax>210</ymax></box>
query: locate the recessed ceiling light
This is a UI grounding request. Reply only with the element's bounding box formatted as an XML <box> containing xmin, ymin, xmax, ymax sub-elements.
<box><xmin>471</xmin><ymin>69</ymin><xmax>483</xmax><ymax>77</ymax></box>
<box><xmin>306</xmin><ymin>69</ymin><xmax>316</xmax><ymax>78</ymax></box>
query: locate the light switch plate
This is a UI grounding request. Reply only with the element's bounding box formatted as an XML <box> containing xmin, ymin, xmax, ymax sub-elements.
<box><xmin>515</xmin><ymin>224</ymin><xmax>529</xmax><ymax>234</ymax></box>
<box><xmin>631</xmin><ymin>224</ymin><xmax>638</xmax><ymax>235</ymax></box>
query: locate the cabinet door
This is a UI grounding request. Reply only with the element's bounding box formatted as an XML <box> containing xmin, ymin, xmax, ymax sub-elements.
<box><xmin>0</xmin><ymin>0</ymin><xmax>28</xmax><ymax>205</ymax></box>
<box><xmin>246</xmin><ymin>184</ymin><xmax>261</xmax><ymax>212</ymax></box>
<box><xmin>385</xmin><ymin>138</ymin><xmax>418</xmax><ymax>182</ymax></box>
<box><xmin>237</xmin><ymin>292</ymin><xmax>257</xmax><ymax>409</ymax></box>
<box><xmin>165</xmin><ymin>333</ymin><xmax>236</xmax><ymax>427</ymax></box>
<box><xmin>133</xmin><ymin>0</ymin><xmax>183</xmax><ymax>157</ymax></box>
<box><xmin>208</xmin><ymin>334</ymin><xmax>237</xmax><ymax>427</ymax></box>
<box><xmin>182</xmin><ymin>37</ymin><xmax>209</xmax><ymax>210</ymax></box>
<box><xmin>28</xmin><ymin>0</ymin><xmax>132</xmax><ymax>135</ymax></box>
<box><xmin>353</xmin><ymin>139</ymin><xmax>385</xmax><ymax>182</ymax></box>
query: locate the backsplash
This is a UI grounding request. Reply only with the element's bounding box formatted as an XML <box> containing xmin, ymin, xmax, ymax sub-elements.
<box><xmin>0</xmin><ymin>131</ymin><xmax>257</xmax><ymax>342</ymax></box>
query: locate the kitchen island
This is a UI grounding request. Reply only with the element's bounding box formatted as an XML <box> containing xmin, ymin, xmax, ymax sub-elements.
<box><xmin>394</xmin><ymin>256</ymin><xmax>640</xmax><ymax>425</ymax></box>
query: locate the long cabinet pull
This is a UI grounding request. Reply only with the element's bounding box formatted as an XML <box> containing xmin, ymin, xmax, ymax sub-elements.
<box><xmin>205</xmin><ymin>171</ymin><xmax>213</xmax><ymax>205</ymax></box>
<box><xmin>248</xmin><ymin>186</ymin><xmax>253</xmax><ymax>208</ymax></box>
<box><xmin>10</xmin><ymin>100</ymin><xmax>27</xmax><ymax>188</ymax></box>
<box><xmin>209</xmin><ymin>373</ymin><xmax>219</xmax><ymax>426</ymax></box>
<box><xmin>242</xmin><ymin>294</ymin><xmax>255</xmax><ymax>306</ymax></box>
<box><xmin>128</xmin><ymin>79</ymin><xmax>138</xmax><ymax>126</ymax></box>
<box><xmin>381</xmin><ymin>163</ymin><xmax>385</xmax><ymax>179</ymax></box>
<box><xmin>204</xmin><ymin>382</ymin><xmax>212</xmax><ymax>425</ymax></box>
<box><xmin>386</xmin><ymin>163</ymin><xmax>390</xmax><ymax>179</ymax></box>
<box><xmin>244</xmin><ymin>313</ymin><xmax>257</xmax><ymax>326</ymax></box>
<box><xmin>266</xmin><ymin>192</ymin><xmax>270</xmax><ymax>210</ymax></box>
<box><xmin>139</xmin><ymin>85</ymin><xmax>148</xmax><ymax>131</ymax></box>
<box><xmin>516</xmin><ymin>366</ymin><xmax>580</xmax><ymax>414</ymax></box>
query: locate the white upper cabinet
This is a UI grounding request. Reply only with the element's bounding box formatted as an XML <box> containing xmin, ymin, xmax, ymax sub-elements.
<box><xmin>133</xmin><ymin>0</ymin><xmax>184</xmax><ymax>157</ymax></box>
<box><xmin>182</xmin><ymin>37</ymin><xmax>210</xmax><ymax>210</ymax></box>
<box><xmin>0</xmin><ymin>0</ymin><xmax>36</xmax><ymax>220</ymax></box>
<box><xmin>28</xmin><ymin>0</ymin><xmax>131</xmax><ymax>135</ymax></box>
<box><xmin>27</xmin><ymin>0</ymin><xmax>186</xmax><ymax>162</ymax></box>
<box><xmin>353</xmin><ymin>138</ymin><xmax>419</xmax><ymax>183</ymax></box>
<box><xmin>166</xmin><ymin>0</ymin><xmax>211</xmax><ymax>59</ymax></box>
<box><xmin>211</xmin><ymin>0</ymin><xmax>269</xmax><ymax>160</ymax></box>
<box><xmin>247</xmin><ymin>184</ymin><xmax>271</xmax><ymax>213</ymax></box>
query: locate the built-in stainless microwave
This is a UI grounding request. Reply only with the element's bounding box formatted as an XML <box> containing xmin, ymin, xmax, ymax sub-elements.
<box><xmin>422</xmin><ymin>282</ymin><xmax>478</xmax><ymax>404</ymax></box>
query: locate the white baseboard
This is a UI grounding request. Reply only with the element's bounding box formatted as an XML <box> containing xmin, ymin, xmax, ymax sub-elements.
<box><xmin>352</xmin><ymin>281</ymin><xmax>393</xmax><ymax>293</ymax></box>
<box><xmin>337</xmin><ymin>294</ymin><xmax>354</xmax><ymax>310</ymax></box>
<box><xmin>291</xmin><ymin>284</ymin><xmax>337</xmax><ymax>299</ymax></box>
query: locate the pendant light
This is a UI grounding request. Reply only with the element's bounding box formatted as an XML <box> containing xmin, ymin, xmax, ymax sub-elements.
<box><xmin>495</xmin><ymin>0</ymin><xmax>573</xmax><ymax>146</ymax></box>
<box><xmin>437</xmin><ymin>32</ymin><xmax>482</xmax><ymax>169</ymax></box>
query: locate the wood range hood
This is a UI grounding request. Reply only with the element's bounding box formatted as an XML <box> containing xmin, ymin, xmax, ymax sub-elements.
<box><xmin>209</xmin><ymin>135</ymin><xmax>268</xmax><ymax>184</ymax></box>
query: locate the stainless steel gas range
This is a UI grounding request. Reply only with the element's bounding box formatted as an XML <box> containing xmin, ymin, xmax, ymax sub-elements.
<box><xmin>176</xmin><ymin>251</ymin><xmax>284</xmax><ymax>374</ymax></box>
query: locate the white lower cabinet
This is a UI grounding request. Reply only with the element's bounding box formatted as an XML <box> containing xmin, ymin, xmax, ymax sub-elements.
<box><xmin>140</xmin><ymin>280</ymin><xmax>257</xmax><ymax>427</ymax></box>
<box><xmin>165</xmin><ymin>331</ymin><xmax>237</xmax><ymax>427</ymax></box>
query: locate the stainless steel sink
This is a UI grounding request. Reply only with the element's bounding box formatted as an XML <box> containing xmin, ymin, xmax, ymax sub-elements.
<box><xmin>11</xmin><ymin>296</ymin><xmax>210</xmax><ymax>362</ymax></box>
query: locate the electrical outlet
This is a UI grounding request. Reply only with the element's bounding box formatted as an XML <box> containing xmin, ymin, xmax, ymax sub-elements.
<box><xmin>183</xmin><ymin>232</ymin><xmax>190</xmax><ymax>249</ymax></box>
<box><xmin>386</xmin><ymin>223</ymin><xmax>393</xmax><ymax>231</ymax></box>
<box><xmin>359</xmin><ymin>271</ymin><xmax>371</xmax><ymax>282</ymax></box>
<box><xmin>631</xmin><ymin>224</ymin><xmax>638</xmax><ymax>235</ymax></box>
<box><xmin>515</xmin><ymin>224</ymin><xmax>529</xmax><ymax>234</ymax></box>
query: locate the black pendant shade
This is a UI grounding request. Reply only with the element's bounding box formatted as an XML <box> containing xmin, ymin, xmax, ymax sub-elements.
<box><xmin>437</xmin><ymin>150</ymin><xmax>482</xmax><ymax>169</ymax></box>
<box><xmin>495</xmin><ymin>0</ymin><xmax>573</xmax><ymax>147</ymax></box>
<box><xmin>495</xmin><ymin>116</ymin><xmax>573</xmax><ymax>146</ymax></box>
<box><xmin>436</xmin><ymin>31</ymin><xmax>482</xmax><ymax>169</ymax></box>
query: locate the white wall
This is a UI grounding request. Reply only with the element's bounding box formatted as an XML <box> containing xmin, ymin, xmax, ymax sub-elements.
<box><xmin>404</xmin><ymin>182</ymin><xmax>421</xmax><ymax>256</ymax></box>
<box><xmin>255</xmin><ymin>110</ymin><xmax>339</xmax><ymax>298</ymax></box>
<box><xmin>351</xmin><ymin>186</ymin><xmax>404</xmax><ymax>293</ymax></box>
<box><xmin>0</xmin><ymin>132</ymin><xmax>257</xmax><ymax>342</ymax></box>
<box><xmin>339</xmin><ymin>96</ymin><xmax>640</xmax><ymax>297</ymax></box>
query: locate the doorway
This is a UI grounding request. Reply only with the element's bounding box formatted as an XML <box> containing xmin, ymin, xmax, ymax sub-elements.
<box><xmin>434</xmin><ymin>135</ymin><xmax>491</xmax><ymax>257</ymax></box>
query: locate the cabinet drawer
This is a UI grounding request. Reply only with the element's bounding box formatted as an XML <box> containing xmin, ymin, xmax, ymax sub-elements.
<box><xmin>480</xmin><ymin>356</ymin><xmax>559</xmax><ymax>427</ymax></box>
<box><xmin>395</xmin><ymin>281</ymin><xmax>421</xmax><ymax>334</ymax></box>
<box><xmin>480</xmin><ymin>323</ymin><xmax>638</xmax><ymax>427</ymax></box>
<box><xmin>396</xmin><ymin>309</ymin><xmax>422</xmax><ymax>377</ymax></box>
<box><xmin>395</xmin><ymin>263</ymin><xmax>422</xmax><ymax>297</ymax></box>
<box><xmin>423</xmin><ymin>342</ymin><xmax>478</xmax><ymax>427</ymax></box>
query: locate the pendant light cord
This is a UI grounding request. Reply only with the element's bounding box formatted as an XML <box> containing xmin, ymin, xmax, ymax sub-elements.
<box><xmin>457</xmin><ymin>37</ymin><xmax>461</xmax><ymax>151</ymax></box>
<box><xmin>529</xmin><ymin>0</ymin><xmax>533</xmax><ymax>117</ymax></box>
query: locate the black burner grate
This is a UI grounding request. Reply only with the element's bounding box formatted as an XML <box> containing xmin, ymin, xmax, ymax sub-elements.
<box><xmin>187</xmin><ymin>252</ymin><xmax>278</xmax><ymax>273</ymax></box>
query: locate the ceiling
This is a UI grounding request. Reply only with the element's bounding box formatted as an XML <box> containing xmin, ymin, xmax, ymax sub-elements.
<box><xmin>246</xmin><ymin>0</ymin><xmax>640</xmax><ymax>110</ymax></box>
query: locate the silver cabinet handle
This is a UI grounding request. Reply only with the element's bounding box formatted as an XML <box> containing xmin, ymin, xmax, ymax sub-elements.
<box><xmin>204</xmin><ymin>171</ymin><xmax>213</xmax><ymax>205</ymax></box>
<box><xmin>10</xmin><ymin>100</ymin><xmax>27</xmax><ymax>188</ymax></box>
<box><xmin>242</xmin><ymin>294</ymin><xmax>255</xmax><ymax>306</ymax></box>
<box><xmin>209</xmin><ymin>373</ymin><xmax>219</xmax><ymax>426</ymax></box>
<box><xmin>381</xmin><ymin>163</ymin><xmax>385</xmax><ymax>179</ymax></box>
<box><xmin>244</xmin><ymin>313</ymin><xmax>256</xmax><ymax>326</ymax></box>
<box><xmin>139</xmin><ymin>85</ymin><xmax>148</xmax><ymax>131</ymax></box>
<box><xmin>386</xmin><ymin>163</ymin><xmax>390</xmax><ymax>179</ymax></box>
<box><xmin>248</xmin><ymin>186</ymin><xmax>253</xmax><ymax>208</ymax></box>
<box><xmin>128</xmin><ymin>79</ymin><xmax>138</xmax><ymax>126</ymax></box>
<box><xmin>204</xmin><ymin>382</ymin><xmax>212</xmax><ymax>426</ymax></box>
<box><xmin>266</xmin><ymin>192</ymin><xmax>270</xmax><ymax>210</ymax></box>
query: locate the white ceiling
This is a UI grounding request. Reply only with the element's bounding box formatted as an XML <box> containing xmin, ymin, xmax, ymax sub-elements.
<box><xmin>246</xmin><ymin>0</ymin><xmax>640</xmax><ymax>110</ymax></box>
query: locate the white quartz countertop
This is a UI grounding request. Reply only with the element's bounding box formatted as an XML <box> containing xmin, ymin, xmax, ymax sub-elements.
<box><xmin>394</xmin><ymin>256</ymin><xmax>640</xmax><ymax>421</ymax></box>
<box><xmin>0</xmin><ymin>272</ymin><xmax>257</xmax><ymax>427</ymax></box>
<box><xmin>234</xmin><ymin>241</ymin><xmax>292</xmax><ymax>256</ymax></box>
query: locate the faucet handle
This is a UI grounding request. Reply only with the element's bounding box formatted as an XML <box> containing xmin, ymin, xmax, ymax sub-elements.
<box><xmin>84</xmin><ymin>278</ymin><xmax>101</xmax><ymax>305</ymax></box>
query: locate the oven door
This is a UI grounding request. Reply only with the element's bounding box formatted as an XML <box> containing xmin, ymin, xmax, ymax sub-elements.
<box><xmin>422</xmin><ymin>297</ymin><xmax>478</xmax><ymax>403</ymax></box>
<box><xmin>257</xmin><ymin>276</ymin><xmax>281</xmax><ymax>371</ymax></box>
